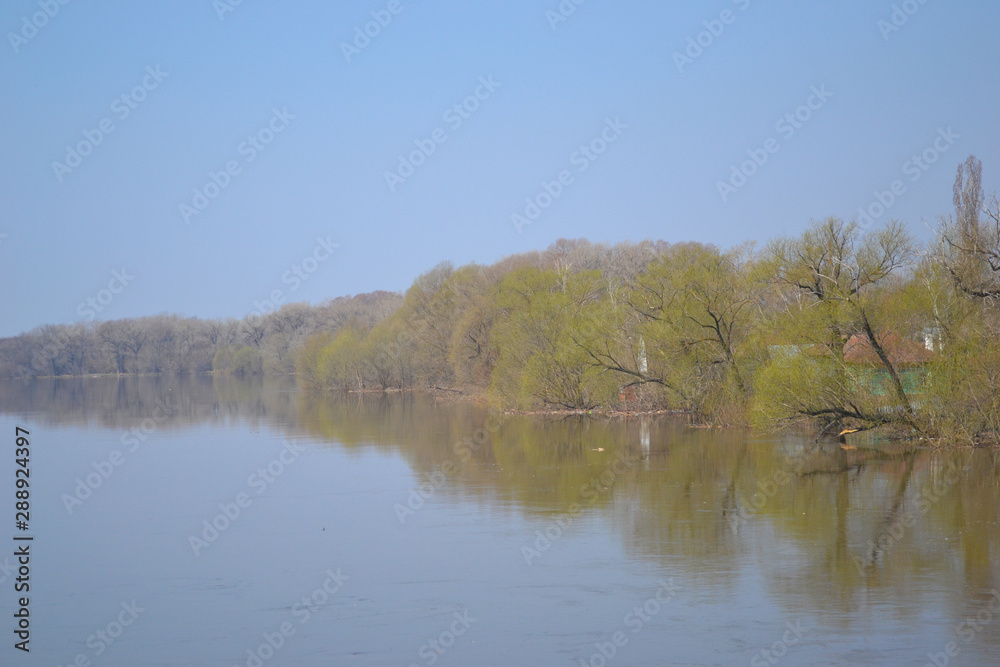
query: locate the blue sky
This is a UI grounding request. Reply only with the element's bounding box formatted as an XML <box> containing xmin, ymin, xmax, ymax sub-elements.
<box><xmin>1</xmin><ymin>0</ymin><xmax>998</xmax><ymax>337</ymax></box>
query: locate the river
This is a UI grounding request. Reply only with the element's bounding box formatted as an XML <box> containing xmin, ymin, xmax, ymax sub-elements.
<box><xmin>1</xmin><ymin>375</ymin><xmax>997</xmax><ymax>666</ymax></box>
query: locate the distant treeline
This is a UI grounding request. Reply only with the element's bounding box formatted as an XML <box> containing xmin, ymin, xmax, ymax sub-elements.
<box><xmin>0</xmin><ymin>291</ymin><xmax>402</xmax><ymax>379</ymax></box>
<box><xmin>5</xmin><ymin>156</ymin><xmax>1000</xmax><ymax>443</ymax></box>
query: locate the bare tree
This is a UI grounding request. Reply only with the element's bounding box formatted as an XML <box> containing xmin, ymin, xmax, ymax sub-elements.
<box><xmin>119</xmin><ymin>319</ymin><xmax>147</xmax><ymax>373</ymax></box>
<box><xmin>98</xmin><ymin>321</ymin><xmax>128</xmax><ymax>374</ymax></box>
<box><xmin>937</xmin><ymin>155</ymin><xmax>1000</xmax><ymax>300</ymax></box>
<box><xmin>146</xmin><ymin>316</ymin><xmax>178</xmax><ymax>373</ymax></box>
<box><xmin>241</xmin><ymin>317</ymin><xmax>267</xmax><ymax>347</ymax></box>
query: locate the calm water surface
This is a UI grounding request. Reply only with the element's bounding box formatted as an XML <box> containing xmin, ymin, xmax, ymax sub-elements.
<box><xmin>1</xmin><ymin>376</ymin><xmax>998</xmax><ymax>666</ymax></box>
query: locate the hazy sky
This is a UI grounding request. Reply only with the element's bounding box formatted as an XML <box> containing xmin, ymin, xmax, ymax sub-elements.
<box><xmin>2</xmin><ymin>1</ymin><xmax>998</xmax><ymax>337</ymax></box>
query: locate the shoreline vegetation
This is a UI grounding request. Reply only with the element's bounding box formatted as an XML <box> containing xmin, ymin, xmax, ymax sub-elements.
<box><xmin>4</xmin><ymin>156</ymin><xmax>1000</xmax><ymax>446</ymax></box>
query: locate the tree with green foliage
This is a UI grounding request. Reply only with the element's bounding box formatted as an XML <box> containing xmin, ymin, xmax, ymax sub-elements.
<box><xmin>295</xmin><ymin>332</ymin><xmax>332</xmax><ymax>388</ymax></box>
<box><xmin>755</xmin><ymin>218</ymin><xmax>920</xmax><ymax>433</ymax></box>
<box><xmin>316</xmin><ymin>328</ymin><xmax>365</xmax><ymax>391</ymax></box>
<box><xmin>610</xmin><ymin>243</ymin><xmax>765</xmax><ymax>421</ymax></box>
<box><xmin>231</xmin><ymin>347</ymin><xmax>264</xmax><ymax>375</ymax></box>
<box><xmin>489</xmin><ymin>267</ymin><xmax>619</xmax><ymax>409</ymax></box>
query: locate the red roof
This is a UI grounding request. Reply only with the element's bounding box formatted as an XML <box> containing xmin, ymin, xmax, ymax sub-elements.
<box><xmin>843</xmin><ymin>332</ymin><xmax>933</xmax><ymax>366</ymax></box>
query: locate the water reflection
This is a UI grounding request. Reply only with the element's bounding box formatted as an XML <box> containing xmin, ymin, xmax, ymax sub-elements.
<box><xmin>0</xmin><ymin>374</ymin><xmax>298</xmax><ymax>430</ymax></box>
<box><xmin>3</xmin><ymin>376</ymin><xmax>1000</xmax><ymax>662</ymax></box>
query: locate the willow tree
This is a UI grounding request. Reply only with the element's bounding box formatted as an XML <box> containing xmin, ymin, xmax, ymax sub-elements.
<box><xmin>755</xmin><ymin>218</ymin><xmax>920</xmax><ymax>433</ymax></box>
<box><xmin>315</xmin><ymin>328</ymin><xmax>366</xmax><ymax>391</ymax></box>
<box><xmin>488</xmin><ymin>267</ymin><xmax>620</xmax><ymax>410</ymax></box>
<box><xmin>446</xmin><ymin>267</ymin><xmax>499</xmax><ymax>389</ymax></box>
<box><xmin>595</xmin><ymin>242</ymin><xmax>767</xmax><ymax>421</ymax></box>
<box><xmin>394</xmin><ymin>261</ymin><xmax>457</xmax><ymax>386</ymax></box>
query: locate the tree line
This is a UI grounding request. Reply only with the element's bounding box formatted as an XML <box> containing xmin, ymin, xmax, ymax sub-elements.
<box><xmin>0</xmin><ymin>292</ymin><xmax>401</xmax><ymax>379</ymax></box>
<box><xmin>295</xmin><ymin>156</ymin><xmax>1000</xmax><ymax>444</ymax></box>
